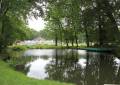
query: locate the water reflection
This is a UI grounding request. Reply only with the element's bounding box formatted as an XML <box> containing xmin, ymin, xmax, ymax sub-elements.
<box><xmin>4</xmin><ymin>49</ymin><xmax>120</xmax><ymax>85</ymax></box>
<box><xmin>24</xmin><ymin>49</ymin><xmax>54</xmax><ymax>57</ymax></box>
<box><xmin>27</xmin><ymin>58</ymin><xmax>51</xmax><ymax>79</ymax></box>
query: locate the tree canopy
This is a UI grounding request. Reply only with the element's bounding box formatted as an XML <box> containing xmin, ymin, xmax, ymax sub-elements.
<box><xmin>0</xmin><ymin>0</ymin><xmax>120</xmax><ymax>48</ymax></box>
<box><xmin>38</xmin><ymin>0</ymin><xmax>120</xmax><ymax>47</ymax></box>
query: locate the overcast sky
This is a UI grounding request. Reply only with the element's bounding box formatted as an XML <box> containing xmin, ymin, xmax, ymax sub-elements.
<box><xmin>27</xmin><ymin>17</ymin><xmax>46</xmax><ymax>31</ymax></box>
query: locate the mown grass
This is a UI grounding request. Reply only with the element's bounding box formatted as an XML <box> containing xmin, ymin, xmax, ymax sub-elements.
<box><xmin>9</xmin><ymin>44</ymin><xmax>86</xmax><ymax>51</ymax></box>
<box><xmin>0</xmin><ymin>60</ymin><xmax>73</xmax><ymax>85</ymax></box>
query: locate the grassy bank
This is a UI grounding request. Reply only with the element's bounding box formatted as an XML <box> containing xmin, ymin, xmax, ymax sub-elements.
<box><xmin>9</xmin><ymin>44</ymin><xmax>86</xmax><ymax>51</ymax></box>
<box><xmin>0</xmin><ymin>60</ymin><xmax>73</xmax><ymax>85</ymax></box>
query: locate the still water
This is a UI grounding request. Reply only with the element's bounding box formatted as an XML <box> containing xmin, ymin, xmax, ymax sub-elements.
<box><xmin>7</xmin><ymin>49</ymin><xmax>120</xmax><ymax>85</ymax></box>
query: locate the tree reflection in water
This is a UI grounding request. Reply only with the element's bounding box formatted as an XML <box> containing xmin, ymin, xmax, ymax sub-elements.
<box><xmin>45</xmin><ymin>49</ymin><xmax>120</xmax><ymax>85</ymax></box>
<box><xmin>5</xmin><ymin>49</ymin><xmax>120</xmax><ymax>85</ymax></box>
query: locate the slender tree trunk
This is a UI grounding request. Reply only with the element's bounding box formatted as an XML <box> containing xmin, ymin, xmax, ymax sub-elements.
<box><xmin>71</xmin><ymin>39</ymin><xmax>74</xmax><ymax>47</ymax></box>
<box><xmin>65</xmin><ymin>39</ymin><xmax>69</xmax><ymax>47</ymax></box>
<box><xmin>0</xmin><ymin>16</ymin><xmax>4</xmax><ymax>48</ymax></box>
<box><xmin>0</xmin><ymin>0</ymin><xmax>3</xmax><ymax>16</ymax></box>
<box><xmin>96</xmin><ymin>1</ymin><xmax>106</xmax><ymax>46</ymax></box>
<box><xmin>75</xmin><ymin>32</ymin><xmax>78</xmax><ymax>47</ymax></box>
<box><xmin>55</xmin><ymin>34</ymin><xmax>58</xmax><ymax>46</ymax></box>
<box><xmin>98</xmin><ymin>16</ymin><xmax>104</xmax><ymax>46</ymax></box>
<box><xmin>85</xmin><ymin>28</ymin><xmax>89</xmax><ymax>47</ymax></box>
<box><xmin>59</xmin><ymin>23</ymin><xmax>63</xmax><ymax>46</ymax></box>
<box><xmin>73</xmin><ymin>26</ymin><xmax>78</xmax><ymax>47</ymax></box>
<box><xmin>0</xmin><ymin>0</ymin><xmax>9</xmax><ymax>48</ymax></box>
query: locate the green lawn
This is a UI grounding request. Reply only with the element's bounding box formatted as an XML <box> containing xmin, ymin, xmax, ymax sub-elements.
<box><xmin>9</xmin><ymin>44</ymin><xmax>86</xmax><ymax>51</ymax></box>
<box><xmin>0</xmin><ymin>60</ymin><xmax>73</xmax><ymax>85</ymax></box>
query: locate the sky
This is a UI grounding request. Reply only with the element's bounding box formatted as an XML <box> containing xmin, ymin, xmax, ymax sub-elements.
<box><xmin>27</xmin><ymin>17</ymin><xmax>46</xmax><ymax>31</ymax></box>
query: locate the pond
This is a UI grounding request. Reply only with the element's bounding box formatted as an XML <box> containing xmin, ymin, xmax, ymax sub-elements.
<box><xmin>3</xmin><ymin>49</ymin><xmax>120</xmax><ymax>85</ymax></box>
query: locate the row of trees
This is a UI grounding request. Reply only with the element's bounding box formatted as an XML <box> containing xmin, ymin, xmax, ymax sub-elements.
<box><xmin>0</xmin><ymin>0</ymin><xmax>120</xmax><ymax>48</ymax></box>
<box><xmin>38</xmin><ymin>0</ymin><xmax>120</xmax><ymax>47</ymax></box>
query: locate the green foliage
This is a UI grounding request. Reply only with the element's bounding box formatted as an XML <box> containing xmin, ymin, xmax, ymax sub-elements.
<box><xmin>38</xmin><ymin>27</ymin><xmax>55</xmax><ymax>40</ymax></box>
<box><xmin>39</xmin><ymin>0</ymin><xmax>120</xmax><ymax>47</ymax></box>
<box><xmin>0</xmin><ymin>15</ymin><xmax>37</xmax><ymax>48</ymax></box>
<box><xmin>0</xmin><ymin>0</ymin><xmax>120</xmax><ymax>48</ymax></box>
<box><xmin>0</xmin><ymin>0</ymin><xmax>40</xmax><ymax>48</ymax></box>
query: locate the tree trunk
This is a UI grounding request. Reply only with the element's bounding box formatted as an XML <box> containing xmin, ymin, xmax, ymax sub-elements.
<box><xmin>66</xmin><ymin>39</ymin><xmax>69</xmax><ymax>47</ymax></box>
<box><xmin>59</xmin><ymin>23</ymin><xmax>63</xmax><ymax>46</ymax></box>
<box><xmin>55</xmin><ymin>35</ymin><xmax>58</xmax><ymax>46</ymax></box>
<box><xmin>71</xmin><ymin>39</ymin><xmax>74</xmax><ymax>47</ymax></box>
<box><xmin>98</xmin><ymin>16</ymin><xmax>104</xmax><ymax>46</ymax></box>
<box><xmin>85</xmin><ymin>28</ymin><xmax>89</xmax><ymax>47</ymax></box>
<box><xmin>75</xmin><ymin>33</ymin><xmax>78</xmax><ymax>47</ymax></box>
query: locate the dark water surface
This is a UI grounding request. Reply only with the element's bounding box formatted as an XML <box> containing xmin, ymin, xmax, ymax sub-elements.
<box><xmin>3</xmin><ymin>49</ymin><xmax>120</xmax><ymax>85</ymax></box>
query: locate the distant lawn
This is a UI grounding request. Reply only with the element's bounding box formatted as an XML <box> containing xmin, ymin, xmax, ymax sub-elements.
<box><xmin>0</xmin><ymin>60</ymin><xmax>73</xmax><ymax>85</ymax></box>
<box><xmin>9</xmin><ymin>44</ymin><xmax>86</xmax><ymax>51</ymax></box>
